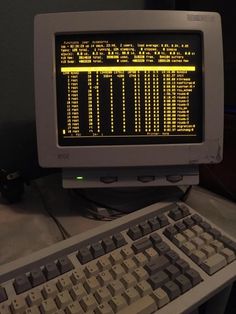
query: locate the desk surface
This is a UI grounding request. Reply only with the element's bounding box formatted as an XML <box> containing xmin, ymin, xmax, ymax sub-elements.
<box><xmin>0</xmin><ymin>174</ymin><xmax>236</xmax><ymax>266</ymax></box>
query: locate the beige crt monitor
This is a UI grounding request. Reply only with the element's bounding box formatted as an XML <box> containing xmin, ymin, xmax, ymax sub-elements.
<box><xmin>34</xmin><ymin>10</ymin><xmax>224</xmax><ymax>188</ymax></box>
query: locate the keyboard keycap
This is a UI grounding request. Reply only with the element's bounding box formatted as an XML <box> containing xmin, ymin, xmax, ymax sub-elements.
<box><xmin>10</xmin><ymin>297</ymin><xmax>27</xmax><ymax>314</ymax></box>
<box><xmin>174</xmin><ymin>222</ymin><xmax>187</xmax><ymax>233</ymax></box>
<box><xmin>165</xmin><ymin>250</ymin><xmax>179</xmax><ymax>263</ymax></box>
<box><xmin>77</xmin><ymin>247</ymin><xmax>93</xmax><ymax>264</ymax></box>
<box><xmin>132</xmin><ymin>237</ymin><xmax>152</xmax><ymax>254</ymax></box>
<box><xmin>191</xmin><ymin>214</ymin><xmax>202</xmax><ymax>224</ymax></box>
<box><xmin>109</xmin><ymin>251</ymin><xmax>123</xmax><ymax>265</ymax></box>
<box><xmin>149</xmin><ymin>233</ymin><xmax>162</xmax><ymax>245</ymax></box>
<box><xmin>148</xmin><ymin>271</ymin><xmax>169</xmax><ymax>290</ymax></box>
<box><xmin>185</xmin><ymin>269</ymin><xmax>202</xmax><ymax>286</ymax></box>
<box><xmin>55</xmin><ymin>290</ymin><xmax>73</xmax><ymax>309</ymax></box>
<box><xmin>168</xmin><ymin>208</ymin><xmax>183</xmax><ymax>221</ymax></box>
<box><xmin>70</xmin><ymin>284</ymin><xmax>86</xmax><ymax>301</ymax></box>
<box><xmin>145</xmin><ymin>256</ymin><xmax>170</xmax><ymax>275</ymax></box>
<box><xmin>94</xmin><ymin>287</ymin><xmax>111</xmax><ymax>303</ymax></box>
<box><xmin>175</xmin><ymin>274</ymin><xmax>192</xmax><ymax>293</ymax></box>
<box><xmin>210</xmin><ymin>240</ymin><xmax>224</xmax><ymax>252</ymax></box>
<box><xmin>175</xmin><ymin>259</ymin><xmax>190</xmax><ymax>273</ymax></box>
<box><xmin>41</xmin><ymin>283</ymin><xmax>58</xmax><ymax>299</ymax></box>
<box><xmin>116</xmin><ymin>295</ymin><xmax>157</xmax><ymax>314</ymax></box>
<box><xmin>155</xmin><ymin>242</ymin><xmax>170</xmax><ymax>255</ymax></box>
<box><xmin>179</xmin><ymin>206</ymin><xmax>190</xmax><ymax>217</ymax></box>
<box><xmin>95</xmin><ymin>302</ymin><xmax>113</xmax><ymax>314</ymax></box>
<box><xmin>156</xmin><ymin>215</ymin><xmax>169</xmax><ymax>227</ymax></box>
<box><xmin>121</xmin><ymin>273</ymin><xmax>137</xmax><ymax>289</ymax></box>
<box><xmin>162</xmin><ymin>281</ymin><xmax>181</xmax><ymax>300</ymax></box>
<box><xmin>172</xmin><ymin>233</ymin><xmax>187</xmax><ymax>247</ymax></box>
<box><xmin>107</xmin><ymin>281</ymin><xmax>124</xmax><ymax>296</ymax></box>
<box><xmin>84</xmin><ymin>277</ymin><xmax>100</xmax><ymax>293</ymax></box>
<box><xmin>199</xmin><ymin>221</ymin><xmax>211</xmax><ymax>231</ymax></box>
<box><xmin>56</xmin><ymin>277</ymin><xmax>73</xmax><ymax>292</ymax></box>
<box><xmin>101</xmin><ymin>237</ymin><xmax>116</xmax><ymax>253</ymax></box>
<box><xmin>13</xmin><ymin>274</ymin><xmax>31</xmax><ymax>294</ymax></box>
<box><xmin>26</xmin><ymin>290</ymin><xmax>43</xmax><ymax>306</ymax></box>
<box><xmin>208</xmin><ymin>228</ymin><xmax>221</xmax><ymax>239</ymax></box>
<box><xmin>135</xmin><ymin>280</ymin><xmax>152</xmax><ymax>297</ymax></box>
<box><xmin>97</xmin><ymin>256</ymin><xmax>112</xmax><ymax>271</ymax></box>
<box><xmin>201</xmin><ymin>253</ymin><xmax>227</xmax><ymax>275</ymax></box>
<box><xmin>70</xmin><ymin>269</ymin><xmax>85</xmax><ymax>285</ymax></box>
<box><xmin>80</xmin><ymin>294</ymin><xmax>97</xmax><ymax>312</ymax></box>
<box><xmin>163</xmin><ymin>226</ymin><xmax>178</xmax><ymax>240</ymax></box>
<box><xmin>40</xmin><ymin>298</ymin><xmax>58</xmax><ymax>314</ymax></box>
<box><xmin>85</xmin><ymin>261</ymin><xmax>100</xmax><ymax>278</ymax></box>
<box><xmin>165</xmin><ymin>264</ymin><xmax>181</xmax><ymax>280</ymax></box>
<box><xmin>201</xmin><ymin>245</ymin><xmax>215</xmax><ymax>258</ymax></box>
<box><xmin>183</xmin><ymin>218</ymin><xmax>195</xmax><ymax>228</ymax></box>
<box><xmin>90</xmin><ymin>242</ymin><xmax>105</xmax><ymax>259</ymax></box>
<box><xmin>57</xmin><ymin>256</ymin><xmax>74</xmax><ymax>274</ymax></box>
<box><xmin>127</xmin><ymin>226</ymin><xmax>142</xmax><ymax>240</ymax></box>
<box><xmin>0</xmin><ymin>287</ymin><xmax>7</xmax><ymax>303</ymax></box>
<box><xmin>148</xmin><ymin>218</ymin><xmax>160</xmax><ymax>231</ymax></box>
<box><xmin>151</xmin><ymin>288</ymin><xmax>170</xmax><ymax>308</ymax></box>
<box><xmin>109</xmin><ymin>295</ymin><xmax>127</xmax><ymax>312</ymax></box>
<box><xmin>139</xmin><ymin>222</ymin><xmax>152</xmax><ymax>235</ymax></box>
<box><xmin>65</xmin><ymin>301</ymin><xmax>83</xmax><ymax>314</ymax></box>
<box><xmin>123</xmin><ymin>287</ymin><xmax>139</xmax><ymax>304</ymax></box>
<box><xmin>112</xmin><ymin>233</ymin><xmax>127</xmax><ymax>248</ymax></box>
<box><xmin>43</xmin><ymin>263</ymin><xmax>60</xmax><ymax>280</ymax></box>
<box><xmin>133</xmin><ymin>253</ymin><xmax>148</xmax><ymax>267</ymax></box>
<box><xmin>220</xmin><ymin>248</ymin><xmax>235</xmax><ymax>263</ymax></box>
<box><xmin>25</xmin><ymin>306</ymin><xmax>41</xmax><ymax>314</ymax></box>
<box><xmin>144</xmin><ymin>247</ymin><xmax>158</xmax><ymax>262</ymax></box>
<box><xmin>29</xmin><ymin>269</ymin><xmax>46</xmax><ymax>287</ymax></box>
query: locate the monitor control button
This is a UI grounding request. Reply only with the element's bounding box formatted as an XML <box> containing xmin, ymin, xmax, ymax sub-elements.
<box><xmin>137</xmin><ymin>176</ymin><xmax>155</xmax><ymax>183</ymax></box>
<box><xmin>166</xmin><ymin>175</ymin><xmax>183</xmax><ymax>183</ymax></box>
<box><xmin>100</xmin><ymin>176</ymin><xmax>118</xmax><ymax>184</ymax></box>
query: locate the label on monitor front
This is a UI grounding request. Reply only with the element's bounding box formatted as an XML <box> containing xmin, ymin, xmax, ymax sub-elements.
<box><xmin>55</xmin><ymin>32</ymin><xmax>203</xmax><ymax>146</ymax></box>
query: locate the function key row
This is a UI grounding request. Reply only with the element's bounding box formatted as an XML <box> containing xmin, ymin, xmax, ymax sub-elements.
<box><xmin>127</xmin><ymin>214</ymin><xmax>170</xmax><ymax>241</ymax></box>
<box><xmin>12</xmin><ymin>256</ymin><xmax>74</xmax><ymax>296</ymax></box>
<box><xmin>77</xmin><ymin>233</ymin><xmax>127</xmax><ymax>265</ymax></box>
<box><xmin>0</xmin><ymin>257</ymin><xmax>75</xmax><ymax>302</ymax></box>
<box><xmin>168</xmin><ymin>204</ymin><xmax>190</xmax><ymax>221</ymax></box>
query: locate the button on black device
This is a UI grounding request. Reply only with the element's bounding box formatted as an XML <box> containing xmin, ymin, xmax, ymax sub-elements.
<box><xmin>137</xmin><ymin>176</ymin><xmax>155</xmax><ymax>183</ymax></box>
<box><xmin>100</xmin><ymin>176</ymin><xmax>118</xmax><ymax>184</ymax></box>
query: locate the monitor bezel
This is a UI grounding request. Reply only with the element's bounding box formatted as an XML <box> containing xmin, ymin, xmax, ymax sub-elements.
<box><xmin>34</xmin><ymin>10</ymin><xmax>223</xmax><ymax>168</ymax></box>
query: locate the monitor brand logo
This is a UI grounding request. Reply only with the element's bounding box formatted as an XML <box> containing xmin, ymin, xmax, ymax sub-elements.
<box><xmin>57</xmin><ymin>153</ymin><xmax>70</xmax><ymax>160</ymax></box>
<box><xmin>187</xmin><ymin>14</ymin><xmax>215</xmax><ymax>22</ymax></box>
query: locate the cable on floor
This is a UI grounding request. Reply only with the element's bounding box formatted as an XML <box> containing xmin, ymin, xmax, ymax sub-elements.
<box><xmin>31</xmin><ymin>181</ymin><xmax>71</xmax><ymax>239</ymax></box>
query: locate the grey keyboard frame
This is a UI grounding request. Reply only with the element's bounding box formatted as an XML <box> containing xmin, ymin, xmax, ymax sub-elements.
<box><xmin>0</xmin><ymin>201</ymin><xmax>235</xmax><ymax>314</ymax></box>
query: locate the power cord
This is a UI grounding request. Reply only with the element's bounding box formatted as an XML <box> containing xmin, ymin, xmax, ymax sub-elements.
<box><xmin>31</xmin><ymin>181</ymin><xmax>71</xmax><ymax>239</ymax></box>
<box><xmin>180</xmin><ymin>185</ymin><xmax>193</xmax><ymax>202</ymax></box>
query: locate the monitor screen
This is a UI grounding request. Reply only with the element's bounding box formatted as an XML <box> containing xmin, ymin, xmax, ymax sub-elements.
<box><xmin>55</xmin><ymin>32</ymin><xmax>203</xmax><ymax>146</ymax></box>
<box><xmin>34</xmin><ymin>11</ymin><xmax>223</xmax><ymax>188</ymax></box>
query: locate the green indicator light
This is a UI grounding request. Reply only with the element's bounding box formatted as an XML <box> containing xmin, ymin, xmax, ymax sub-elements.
<box><xmin>76</xmin><ymin>176</ymin><xmax>84</xmax><ymax>180</ymax></box>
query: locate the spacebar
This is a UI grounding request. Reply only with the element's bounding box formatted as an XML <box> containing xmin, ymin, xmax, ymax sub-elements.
<box><xmin>117</xmin><ymin>295</ymin><xmax>157</xmax><ymax>314</ymax></box>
